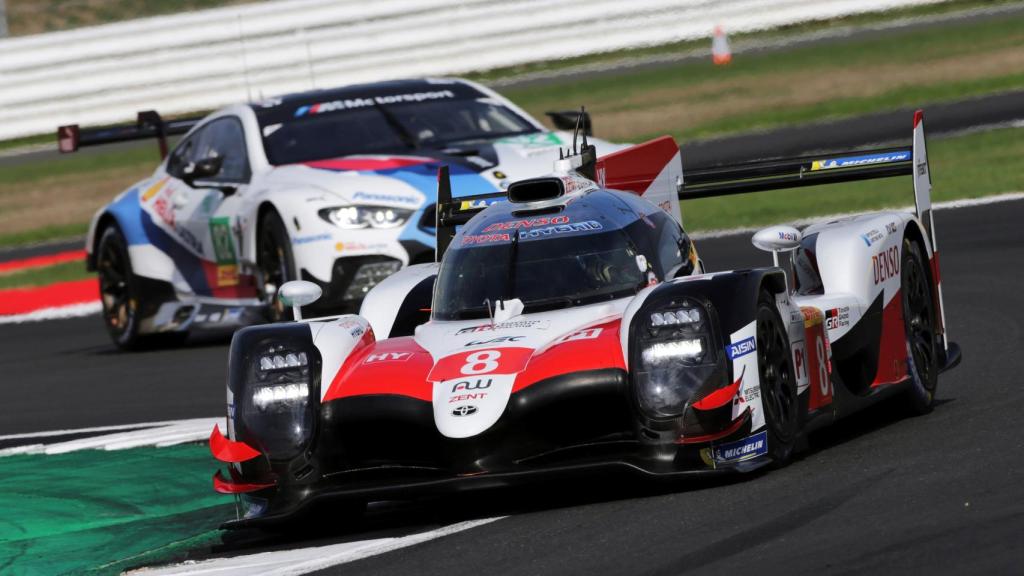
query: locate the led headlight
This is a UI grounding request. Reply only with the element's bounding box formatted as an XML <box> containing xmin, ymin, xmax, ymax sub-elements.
<box><xmin>242</xmin><ymin>343</ymin><xmax>317</xmax><ymax>460</ymax></box>
<box><xmin>634</xmin><ymin>301</ymin><xmax>725</xmax><ymax>419</ymax></box>
<box><xmin>319</xmin><ymin>206</ymin><xmax>413</xmax><ymax>229</ymax></box>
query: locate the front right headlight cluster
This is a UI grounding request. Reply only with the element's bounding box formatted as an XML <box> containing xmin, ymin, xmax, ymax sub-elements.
<box><xmin>634</xmin><ymin>299</ymin><xmax>726</xmax><ymax>419</ymax></box>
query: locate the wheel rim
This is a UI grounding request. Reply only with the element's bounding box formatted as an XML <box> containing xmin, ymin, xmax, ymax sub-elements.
<box><xmin>98</xmin><ymin>239</ymin><xmax>131</xmax><ymax>335</ymax></box>
<box><xmin>757</xmin><ymin>307</ymin><xmax>797</xmax><ymax>438</ymax></box>
<box><xmin>903</xmin><ymin>250</ymin><xmax>936</xmax><ymax>391</ymax></box>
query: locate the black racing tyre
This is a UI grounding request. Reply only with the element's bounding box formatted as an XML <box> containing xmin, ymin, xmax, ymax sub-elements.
<box><xmin>257</xmin><ymin>210</ymin><xmax>296</xmax><ymax>322</ymax></box>
<box><xmin>900</xmin><ymin>238</ymin><xmax>939</xmax><ymax>415</ymax></box>
<box><xmin>97</xmin><ymin>226</ymin><xmax>142</xmax><ymax>349</ymax></box>
<box><xmin>96</xmin><ymin>226</ymin><xmax>188</xmax><ymax>350</ymax></box>
<box><xmin>755</xmin><ymin>291</ymin><xmax>800</xmax><ymax>467</ymax></box>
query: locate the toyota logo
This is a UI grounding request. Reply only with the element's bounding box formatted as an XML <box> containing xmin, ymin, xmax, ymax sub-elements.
<box><xmin>452</xmin><ymin>405</ymin><xmax>477</xmax><ymax>417</ymax></box>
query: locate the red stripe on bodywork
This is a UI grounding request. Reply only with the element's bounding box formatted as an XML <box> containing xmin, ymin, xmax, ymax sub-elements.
<box><xmin>324</xmin><ymin>335</ymin><xmax>434</xmax><ymax>402</ymax></box>
<box><xmin>0</xmin><ymin>250</ymin><xmax>86</xmax><ymax>273</ymax></box>
<box><xmin>692</xmin><ymin>369</ymin><xmax>743</xmax><ymax>411</ymax></box>
<box><xmin>0</xmin><ymin>278</ymin><xmax>98</xmax><ymax>315</ymax></box>
<box><xmin>513</xmin><ymin>320</ymin><xmax>625</xmax><ymax>392</ymax></box>
<box><xmin>872</xmin><ymin>289</ymin><xmax>909</xmax><ymax>387</ymax></box>
<box><xmin>213</xmin><ymin>470</ymin><xmax>274</xmax><ymax>494</ymax></box>
<box><xmin>594</xmin><ymin>136</ymin><xmax>679</xmax><ymax>195</ymax></box>
<box><xmin>676</xmin><ymin>408</ymin><xmax>750</xmax><ymax>445</ymax></box>
<box><xmin>930</xmin><ymin>252</ymin><xmax>944</xmax><ymax>334</ymax></box>
<box><xmin>304</xmin><ymin>156</ymin><xmax>435</xmax><ymax>172</ymax></box>
<box><xmin>209</xmin><ymin>425</ymin><xmax>261</xmax><ymax>463</ymax></box>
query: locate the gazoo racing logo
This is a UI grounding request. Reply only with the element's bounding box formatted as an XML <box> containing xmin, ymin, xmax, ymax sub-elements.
<box><xmin>872</xmin><ymin>246</ymin><xmax>900</xmax><ymax>285</ymax></box>
<box><xmin>449</xmin><ymin>378</ymin><xmax>492</xmax><ymax>404</ymax></box>
<box><xmin>726</xmin><ymin>336</ymin><xmax>756</xmax><ymax>360</ymax></box>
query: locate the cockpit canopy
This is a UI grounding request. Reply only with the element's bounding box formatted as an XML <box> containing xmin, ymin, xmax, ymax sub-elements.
<box><xmin>432</xmin><ymin>188</ymin><xmax>693</xmax><ymax>321</ymax></box>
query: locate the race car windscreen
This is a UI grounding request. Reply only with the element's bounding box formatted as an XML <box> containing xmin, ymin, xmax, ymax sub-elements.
<box><xmin>433</xmin><ymin>228</ymin><xmax>646</xmax><ymax>321</ymax></box>
<box><xmin>259</xmin><ymin>96</ymin><xmax>539</xmax><ymax>166</ymax></box>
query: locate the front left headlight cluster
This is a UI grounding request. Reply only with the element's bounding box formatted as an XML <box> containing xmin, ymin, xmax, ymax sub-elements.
<box><xmin>634</xmin><ymin>299</ymin><xmax>726</xmax><ymax>419</ymax></box>
<box><xmin>319</xmin><ymin>205</ymin><xmax>413</xmax><ymax>229</ymax></box>
<box><xmin>241</xmin><ymin>344</ymin><xmax>317</xmax><ymax>460</ymax></box>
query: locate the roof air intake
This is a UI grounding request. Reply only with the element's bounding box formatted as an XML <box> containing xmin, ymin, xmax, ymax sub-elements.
<box><xmin>507</xmin><ymin>177</ymin><xmax>565</xmax><ymax>204</ymax></box>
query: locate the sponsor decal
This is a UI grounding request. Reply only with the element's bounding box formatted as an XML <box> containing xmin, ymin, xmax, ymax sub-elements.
<box><xmin>778</xmin><ymin>230</ymin><xmax>798</xmax><ymax>242</ymax></box>
<box><xmin>461</xmin><ymin>233</ymin><xmax>510</xmax><ymax>245</ymax></box>
<box><xmin>364</xmin><ymin>351</ymin><xmax>412</xmax><ymax>364</ymax></box>
<box><xmin>496</xmin><ymin>132</ymin><xmax>563</xmax><ymax>148</ymax></box>
<box><xmin>561</xmin><ymin>327</ymin><xmax>603</xmax><ymax>342</ymax></box>
<box><xmin>825</xmin><ymin>306</ymin><xmax>850</xmax><ymax>330</ymax></box>
<box><xmin>141</xmin><ymin>177</ymin><xmax>169</xmax><ymax>202</ymax></box>
<box><xmin>726</xmin><ymin>336</ymin><xmax>756</xmax><ymax>360</ymax></box>
<box><xmin>711</xmin><ymin>431</ymin><xmax>768</xmax><ymax>463</ymax></box>
<box><xmin>861</xmin><ymin>229</ymin><xmax>884</xmax><ymax>247</ymax></box>
<box><xmin>459</xmin><ymin>197</ymin><xmax>501</xmax><ymax>211</ymax></box>
<box><xmin>352</xmin><ymin>191</ymin><xmax>419</xmax><ymax>205</ymax></box>
<box><xmin>336</xmin><ymin>241</ymin><xmax>389</xmax><ymax>253</ymax></box>
<box><xmin>294</xmin><ymin>90</ymin><xmax>455</xmax><ymax>117</ymax></box>
<box><xmin>493</xmin><ymin>170</ymin><xmax>507</xmax><ymax>180</ymax></box>
<box><xmin>293</xmin><ymin>233</ymin><xmax>332</xmax><ymax>245</ymax></box>
<box><xmin>810</xmin><ymin>150</ymin><xmax>911</xmax><ymax>171</ymax></box>
<box><xmin>872</xmin><ymin>246</ymin><xmax>900</xmax><ymax>285</ymax></box>
<box><xmin>517</xmin><ymin>220</ymin><xmax>602</xmax><ymax>240</ymax></box>
<box><xmin>451</xmin><ymin>378</ymin><xmax>492</xmax><ymax>392</ymax></box>
<box><xmin>216</xmin><ymin>265</ymin><xmax>239</xmax><ymax>287</ymax></box>
<box><xmin>451</xmin><ymin>405</ymin><xmax>478</xmax><ymax>417</ymax></box>
<box><xmin>466</xmin><ymin>336</ymin><xmax>524</xmax><ymax>347</ymax></box>
<box><xmin>209</xmin><ymin>217</ymin><xmax>237</xmax><ymax>264</ymax></box>
<box><xmin>483</xmin><ymin>215</ymin><xmax>570</xmax><ymax>232</ymax></box>
<box><xmin>885</xmin><ymin>221</ymin><xmax>899</xmax><ymax>235</ymax></box>
<box><xmin>456</xmin><ymin>320</ymin><xmax>544</xmax><ymax>334</ymax></box>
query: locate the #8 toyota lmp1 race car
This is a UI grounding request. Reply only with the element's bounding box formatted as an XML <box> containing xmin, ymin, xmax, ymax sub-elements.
<box><xmin>59</xmin><ymin>78</ymin><xmax>621</xmax><ymax>349</ymax></box>
<box><xmin>209</xmin><ymin>112</ymin><xmax>961</xmax><ymax>527</ymax></box>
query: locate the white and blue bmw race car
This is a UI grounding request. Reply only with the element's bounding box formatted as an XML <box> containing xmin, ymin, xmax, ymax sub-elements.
<box><xmin>59</xmin><ymin>78</ymin><xmax>621</xmax><ymax>348</ymax></box>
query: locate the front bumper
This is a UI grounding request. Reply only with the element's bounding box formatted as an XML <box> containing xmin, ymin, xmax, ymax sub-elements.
<box><xmin>217</xmin><ymin>368</ymin><xmax>769</xmax><ymax>529</ymax></box>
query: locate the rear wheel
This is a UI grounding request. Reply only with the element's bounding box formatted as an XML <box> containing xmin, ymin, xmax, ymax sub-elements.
<box><xmin>257</xmin><ymin>210</ymin><xmax>296</xmax><ymax>322</ymax></box>
<box><xmin>755</xmin><ymin>292</ymin><xmax>799</xmax><ymax>466</ymax></box>
<box><xmin>900</xmin><ymin>238</ymin><xmax>939</xmax><ymax>414</ymax></box>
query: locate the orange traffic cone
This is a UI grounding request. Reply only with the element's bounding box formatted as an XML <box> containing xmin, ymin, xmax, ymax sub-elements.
<box><xmin>712</xmin><ymin>25</ymin><xmax>732</xmax><ymax>65</ymax></box>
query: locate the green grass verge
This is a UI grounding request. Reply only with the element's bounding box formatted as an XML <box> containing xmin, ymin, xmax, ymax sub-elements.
<box><xmin>0</xmin><ymin>260</ymin><xmax>91</xmax><ymax>290</ymax></box>
<box><xmin>504</xmin><ymin>8</ymin><xmax>1024</xmax><ymax>140</ymax></box>
<box><xmin>467</xmin><ymin>0</ymin><xmax>1024</xmax><ymax>84</ymax></box>
<box><xmin>682</xmin><ymin>126</ymin><xmax>1024</xmax><ymax>232</ymax></box>
<box><xmin>0</xmin><ymin>445</ymin><xmax>231</xmax><ymax>575</ymax></box>
<box><xmin>0</xmin><ymin>223</ymin><xmax>90</xmax><ymax>250</ymax></box>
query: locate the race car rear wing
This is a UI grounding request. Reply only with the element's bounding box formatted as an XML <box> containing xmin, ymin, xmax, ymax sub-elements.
<box><xmin>679</xmin><ymin>110</ymin><xmax>934</xmax><ymax>245</ymax></box>
<box><xmin>57</xmin><ymin>110</ymin><xmax>204</xmax><ymax>159</ymax></box>
<box><xmin>680</xmin><ymin>110</ymin><xmax>946</xmax><ymax>349</ymax></box>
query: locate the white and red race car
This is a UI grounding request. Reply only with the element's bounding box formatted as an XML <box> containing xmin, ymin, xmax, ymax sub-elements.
<box><xmin>209</xmin><ymin>113</ymin><xmax>960</xmax><ymax>527</ymax></box>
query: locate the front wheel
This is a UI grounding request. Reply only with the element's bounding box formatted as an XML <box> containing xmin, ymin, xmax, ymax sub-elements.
<box><xmin>755</xmin><ymin>291</ymin><xmax>800</xmax><ymax>466</ymax></box>
<box><xmin>97</xmin><ymin>226</ymin><xmax>141</xmax><ymax>348</ymax></box>
<box><xmin>257</xmin><ymin>210</ymin><xmax>296</xmax><ymax>322</ymax></box>
<box><xmin>900</xmin><ymin>238</ymin><xmax>939</xmax><ymax>415</ymax></box>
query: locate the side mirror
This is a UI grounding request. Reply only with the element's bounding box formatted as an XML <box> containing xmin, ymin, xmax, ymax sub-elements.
<box><xmin>278</xmin><ymin>280</ymin><xmax>322</xmax><ymax>321</ymax></box>
<box><xmin>752</xmin><ymin>225</ymin><xmax>802</xmax><ymax>267</ymax></box>
<box><xmin>545</xmin><ymin>110</ymin><xmax>592</xmax><ymax>136</ymax></box>
<box><xmin>183</xmin><ymin>156</ymin><xmax>223</xmax><ymax>187</ymax></box>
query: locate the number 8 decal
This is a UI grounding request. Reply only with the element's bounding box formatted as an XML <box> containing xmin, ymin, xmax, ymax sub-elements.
<box><xmin>461</xmin><ymin>350</ymin><xmax>501</xmax><ymax>375</ymax></box>
<box><xmin>815</xmin><ymin>335</ymin><xmax>830</xmax><ymax>396</ymax></box>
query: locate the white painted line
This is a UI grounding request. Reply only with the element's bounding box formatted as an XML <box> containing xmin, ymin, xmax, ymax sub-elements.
<box><xmin>130</xmin><ymin>517</ymin><xmax>504</xmax><ymax>576</ymax></box>
<box><xmin>0</xmin><ymin>300</ymin><xmax>100</xmax><ymax>324</ymax></box>
<box><xmin>0</xmin><ymin>417</ymin><xmax>221</xmax><ymax>457</ymax></box>
<box><xmin>690</xmin><ymin>191</ymin><xmax>1024</xmax><ymax>240</ymax></box>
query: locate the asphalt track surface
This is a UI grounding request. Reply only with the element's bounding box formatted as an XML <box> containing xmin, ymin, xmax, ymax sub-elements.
<box><xmin>1</xmin><ymin>193</ymin><xmax>1022</xmax><ymax>573</ymax></box>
